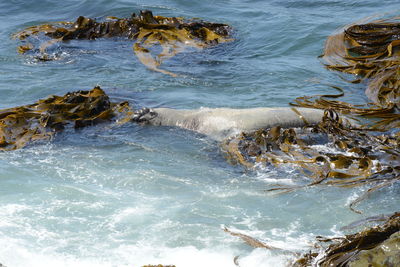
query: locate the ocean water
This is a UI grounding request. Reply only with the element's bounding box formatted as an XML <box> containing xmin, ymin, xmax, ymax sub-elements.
<box><xmin>0</xmin><ymin>1</ymin><xmax>399</xmax><ymax>266</ymax></box>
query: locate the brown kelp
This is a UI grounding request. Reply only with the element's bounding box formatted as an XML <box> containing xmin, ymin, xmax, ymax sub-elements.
<box><xmin>292</xmin><ymin>17</ymin><xmax>400</xmax><ymax>132</ymax></box>
<box><xmin>222</xmin><ymin>110</ymin><xmax>400</xmax><ymax>213</ymax></box>
<box><xmin>322</xmin><ymin>18</ymin><xmax>400</xmax><ymax>108</ymax></box>
<box><xmin>0</xmin><ymin>86</ymin><xmax>133</xmax><ymax>151</ymax></box>
<box><xmin>224</xmin><ymin>227</ymin><xmax>281</xmax><ymax>250</ymax></box>
<box><xmin>291</xmin><ymin>86</ymin><xmax>400</xmax><ymax>130</ymax></box>
<box><xmin>13</xmin><ymin>10</ymin><xmax>232</xmax><ymax>76</ymax></box>
<box><xmin>292</xmin><ymin>212</ymin><xmax>400</xmax><ymax>266</ymax></box>
<box><xmin>223</xmin><ymin>227</ymin><xmax>296</xmax><ymax>266</ymax></box>
<box><xmin>257</xmin><ymin>17</ymin><xmax>400</xmax><ymax>213</ymax></box>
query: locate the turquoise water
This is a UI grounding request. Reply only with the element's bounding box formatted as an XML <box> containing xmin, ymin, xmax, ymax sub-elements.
<box><xmin>0</xmin><ymin>1</ymin><xmax>399</xmax><ymax>266</ymax></box>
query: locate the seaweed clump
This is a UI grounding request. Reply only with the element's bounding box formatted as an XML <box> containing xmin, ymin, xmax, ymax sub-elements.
<box><xmin>291</xmin><ymin>18</ymin><xmax>400</xmax><ymax>130</ymax></box>
<box><xmin>292</xmin><ymin>212</ymin><xmax>400</xmax><ymax>266</ymax></box>
<box><xmin>0</xmin><ymin>86</ymin><xmax>133</xmax><ymax>151</ymax></box>
<box><xmin>222</xmin><ymin>109</ymin><xmax>400</xmax><ymax>213</ymax></box>
<box><xmin>322</xmin><ymin>18</ymin><xmax>400</xmax><ymax>108</ymax></box>
<box><xmin>13</xmin><ymin>10</ymin><xmax>232</xmax><ymax>76</ymax></box>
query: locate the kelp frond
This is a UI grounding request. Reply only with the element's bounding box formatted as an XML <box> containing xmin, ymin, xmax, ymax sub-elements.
<box><xmin>13</xmin><ymin>10</ymin><xmax>233</xmax><ymax>76</ymax></box>
<box><xmin>293</xmin><ymin>18</ymin><xmax>400</xmax><ymax>130</ymax></box>
<box><xmin>322</xmin><ymin>18</ymin><xmax>400</xmax><ymax>108</ymax></box>
<box><xmin>290</xmin><ymin>86</ymin><xmax>399</xmax><ymax>130</ymax></box>
<box><xmin>0</xmin><ymin>86</ymin><xmax>133</xmax><ymax>151</ymax></box>
<box><xmin>223</xmin><ymin>227</ymin><xmax>281</xmax><ymax>250</ymax></box>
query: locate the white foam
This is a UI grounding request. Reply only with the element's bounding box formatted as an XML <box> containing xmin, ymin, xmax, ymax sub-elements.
<box><xmin>0</xmin><ymin>241</ymin><xmax>110</xmax><ymax>267</ymax></box>
<box><xmin>0</xmin><ymin>238</ymin><xmax>292</xmax><ymax>267</ymax></box>
<box><xmin>345</xmin><ymin>190</ymin><xmax>361</xmax><ymax>206</ymax></box>
<box><xmin>109</xmin><ymin>206</ymin><xmax>153</xmax><ymax>227</ymax></box>
<box><xmin>238</xmin><ymin>249</ymin><xmax>292</xmax><ymax>267</ymax></box>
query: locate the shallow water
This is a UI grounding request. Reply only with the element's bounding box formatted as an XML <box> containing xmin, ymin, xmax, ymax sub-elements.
<box><xmin>0</xmin><ymin>1</ymin><xmax>399</xmax><ymax>266</ymax></box>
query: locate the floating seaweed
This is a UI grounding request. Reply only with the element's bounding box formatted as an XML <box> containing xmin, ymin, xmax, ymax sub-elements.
<box><xmin>223</xmin><ymin>227</ymin><xmax>298</xmax><ymax>267</ymax></box>
<box><xmin>222</xmin><ymin>110</ymin><xmax>400</xmax><ymax>213</ymax></box>
<box><xmin>291</xmin><ymin>86</ymin><xmax>400</xmax><ymax>130</ymax></box>
<box><xmin>13</xmin><ymin>10</ymin><xmax>233</xmax><ymax>76</ymax></box>
<box><xmin>340</xmin><ymin>213</ymin><xmax>393</xmax><ymax>231</ymax></box>
<box><xmin>292</xmin><ymin>212</ymin><xmax>400</xmax><ymax>266</ymax></box>
<box><xmin>0</xmin><ymin>86</ymin><xmax>133</xmax><ymax>151</ymax></box>
<box><xmin>292</xmin><ymin>17</ymin><xmax>400</xmax><ymax>132</ymax></box>
<box><xmin>322</xmin><ymin>18</ymin><xmax>400</xmax><ymax>108</ymax></box>
<box><xmin>224</xmin><ymin>227</ymin><xmax>282</xmax><ymax>250</ymax></box>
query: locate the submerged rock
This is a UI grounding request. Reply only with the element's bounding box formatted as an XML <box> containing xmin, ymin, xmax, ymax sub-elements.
<box><xmin>13</xmin><ymin>10</ymin><xmax>233</xmax><ymax>76</ymax></box>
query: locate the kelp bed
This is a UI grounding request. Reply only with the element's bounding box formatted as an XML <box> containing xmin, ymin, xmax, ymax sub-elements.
<box><xmin>13</xmin><ymin>10</ymin><xmax>232</xmax><ymax>76</ymax></box>
<box><xmin>0</xmin><ymin>86</ymin><xmax>133</xmax><ymax>151</ymax></box>
<box><xmin>222</xmin><ymin>109</ymin><xmax>400</xmax><ymax>213</ymax></box>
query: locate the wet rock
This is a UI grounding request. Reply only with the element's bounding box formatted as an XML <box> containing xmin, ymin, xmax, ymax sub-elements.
<box><xmin>348</xmin><ymin>231</ymin><xmax>400</xmax><ymax>267</ymax></box>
